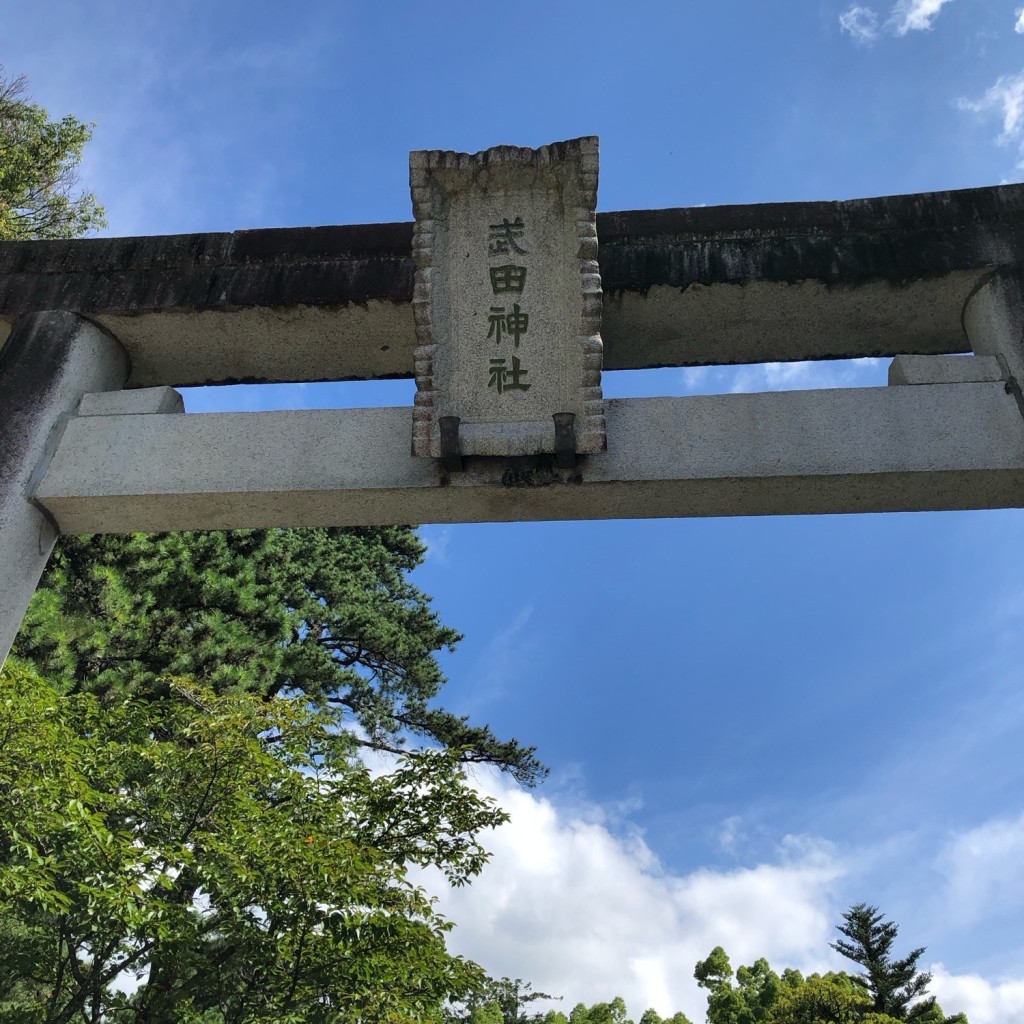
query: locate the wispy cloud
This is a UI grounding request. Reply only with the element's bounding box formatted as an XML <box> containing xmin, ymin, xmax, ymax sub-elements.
<box><xmin>839</xmin><ymin>4</ymin><xmax>881</xmax><ymax>43</ymax></box>
<box><xmin>463</xmin><ymin>605</ymin><xmax>537</xmax><ymax>710</ymax></box>
<box><xmin>718</xmin><ymin>815</ymin><xmax>745</xmax><ymax>856</ymax></box>
<box><xmin>839</xmin><ymin>0</ymin><xmax>955</xmax><ymax>43</ymax></box>
<box><xmin>419</xmin><ymin>526</ymin><xmax>454</xmax><ymax>566</ymax></box>
<box><xmin>680</xmin><ymin>357</ymin><xmax>886</xmax><ymax>396</ymax></box>
<box><xmin>5</xmin><ymin>7</ymin><xmax>341</xmax><ymax>236</ymax></box>
<box><xmin>1016</xmin><ymin>7</ymin><xmax>1024</xmax><ymax>34</ymax></box>
<box><xmin>938</xmin><ymin>812</ymin><xmax>1024</xmax><ymax>925</ymax></box>
<box><xmin>888</xmin><ymin>0</ymin><xmax>955</xmax><ymax>35</ymax></box>
<box><xmin>958</xmin><ymin>71</ymin><xmax>1024</xmax><ymax>168</ymax></box>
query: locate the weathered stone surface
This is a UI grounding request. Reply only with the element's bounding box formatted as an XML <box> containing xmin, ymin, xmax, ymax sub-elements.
<box><xmin>963</xmin><ymin>269</ymin><xmax>1024</xmax><ymax>385</ymax></box>
<box><xmin>1</xmin><ymin>184</ymin><xmax>1021</xmax><ymax>386</ymax></box>
<box><xmin>888</xmin><ymin>354</ymin><xmax>1005</xmax><ymax>386</ymax></box>
<box><xmin>34</xmin><ymin>384</ymin><xmax>1024</xmax><ymax>534</ymax></box>
<box><xmin>78</xmin><ymin>386</ymin><xmax>184</xmax><ymax>416</ymax></box>
<box><xmin>0</xmin><ymin>313</ymin><xmax>129</xmax><ymax>663</ymax></box>
<box><xmin>410</xmin><ymin>138</ymin><xmax>605</xmax><ymax>458</ymax></box>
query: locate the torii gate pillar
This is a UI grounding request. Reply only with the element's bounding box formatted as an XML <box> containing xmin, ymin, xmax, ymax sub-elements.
<box><xmin>0</xmin><ymin>312</ymin><xmax>129</xmax><ymax>663</ymax></box>
<box><xmin>964</xmin><ymin>269</ymin><xmax>1024</xmax><ymax>402</ymax></box>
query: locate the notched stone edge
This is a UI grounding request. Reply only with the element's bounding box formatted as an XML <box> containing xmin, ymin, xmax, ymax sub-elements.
<box><xmin>573</xmin><ymin>137</ymin><xmax>607</xmax><ymax>454</ymax></box>
<box><xmin>409</xmin><ymin>136</ymin><xmax>606</xmax><ymax>459</ymax></box>
<box><xmin>410</xmin><ymin>156</ymin><xmax>438</xmax><ymax>457</ymax></box>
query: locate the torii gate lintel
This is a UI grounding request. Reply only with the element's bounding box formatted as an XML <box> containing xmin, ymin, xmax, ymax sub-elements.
<box><xmin>2</xmin><ymin>178</ymin><xmax>1024</xmax><ymax>666</ymax></box>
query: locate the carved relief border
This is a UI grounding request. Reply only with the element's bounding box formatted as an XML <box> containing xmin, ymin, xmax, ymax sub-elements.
<box><xmin>571</xmin><ymin>136</ymin><xmax>607</xmax><ymax>455</ymax></box>
<box><xmin>409</xmin><ymin>155</ymin><xmax>438</xmax><ymax>457</ymax></box>
<box><xmin>410</xmin><ymin>137</ymin><xmax>606</xmax><ymax>459</ymax></box>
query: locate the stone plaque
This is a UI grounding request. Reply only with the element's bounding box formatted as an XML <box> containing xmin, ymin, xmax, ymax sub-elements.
<box><xmin>410</xmin><ymin>137</ymin><xmax>606</xmax><ymax>459</ymax></box>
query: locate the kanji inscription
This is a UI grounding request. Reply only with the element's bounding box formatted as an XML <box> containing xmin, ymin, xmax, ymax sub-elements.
<box><xmin>410</xmin><ymin>137</ymin><xmax>606</xmax><ymax>459</ymax></box>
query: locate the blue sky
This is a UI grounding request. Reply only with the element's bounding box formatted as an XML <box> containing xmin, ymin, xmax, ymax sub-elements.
<box><xmin>6</xmin><ymin>1</ymin><xmax>1024</xmax><ymax>1020</ymax></box>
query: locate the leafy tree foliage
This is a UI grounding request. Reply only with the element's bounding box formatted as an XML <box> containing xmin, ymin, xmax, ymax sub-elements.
<box><xmin>831</xmin><ymin>905</ymin><xmax>966</xmax><ymax>1024</ymax></box>
<box><xmin>694</xmin><ymin>913</ymin><xmax>969</xmax><ymax>1024</ymax></box>
<box><xmin>448</xmin><ymin>977</ymin><xmax>560</xmax><ymax>1024</ymax></box>
<box><xmin>14</xmin><ymin>528</ymin><xmax>543</xmax><ymax>785</ymax></box>
<box><xmin>0</xmin><ymin>661</ymin><xmax>507</xmax><ymax>1022</ymax></box>
<box><xmin>694</xmin><ymin>948</ymin><xmax>786</xmax><ymax>1024</ymax></box>
<box><xmin>565</xmin><ymin>999</ymin><xmax>691</xmax><ymax>1024</ymax></box>
<box><xmin>6</xmin><ymin>526</ymin><xmax>550</xmax><ymax>1015</ymax></box>
<box><xmin>637</xmin><ymin>1010</ymin><xmax>694</xmax><ymax>1024</ymax></box>
<box><xmin>767</xmin><ymin>971</ymin><xmax>876</xmax><ymax>1024</ymax></box>
<box><xmin>570</xmin><ymin>998</ymin><xmax>632</xmax><ymax>1024</ymax></box>
<box><xmin>450</xmin><ymin>991</ymin><xmax>693</xmax><ymax>1024</ymax></box>
<box><xmin>0</xmin><ymin>67</ymin><xmax>105</xmax><ymax>240</ymax></box>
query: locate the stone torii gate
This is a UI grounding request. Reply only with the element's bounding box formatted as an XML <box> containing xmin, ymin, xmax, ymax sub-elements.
<box><xmin>2</xmin><ymin>138</ymin><xmax>1024</xmax><ymax>665</ymax></box>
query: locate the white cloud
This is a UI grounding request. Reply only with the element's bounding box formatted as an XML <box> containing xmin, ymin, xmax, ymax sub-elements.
<box><xmin>839</xmin><ymin>0</ymin><xmax>954</xmax><ymax>43</ymax></box>
<box><xmin>938</xmin><ymin>812</ymin><xmax>1024</xmax><ymax>923</ymax></box>
<box><xmin>398</xmin><ymin>767</ymin><xmax>1024</xmax><ymax>1024</ymax></box>
<box><xmin>420</xmin><ymin>526</ymin><xmax>454</xmax><ymax>566</ymax></box>
<box><xmin>930</xmin><ymin>965</ymin><xmax>1024</xmax><ymax>1024</ymax></box>
<box><xmin>680</xmin><ymin>357</ymin><xmax>885</xmax><ymax>396</ymax></box>
<box><xmin>422</xmin><ymin>775</ymin><xmax>844</xmax><ymax>1022</ymax></box>
<box><xmin>1016</xmin><ymin>8</ymin><xmax>1024</xmax><ymax>34</ymax></box>
<box><xmin>839</xmin><ymin>5</ymin><xmax>881</xmax><ymax>43</ymax></box>
<box><xmin>727</xmin><ymin>359</ymin><xmax>882</xmax><ymax>393</ymax></box>
<box><xmin>962</xmin><ymin>71</ymin><xmax>1024</xmax><ymax>141</ymax></box>
<box><xmin>958</xmin><ymin>71</ymin><xmax>1024</xmax><ymax>168</ymax></box>
<box><xmin>717</xmin><ymin>815</ymin><xmax>744</xmax><ymax>857</ymax></box>
<box><xmin>887</xmin><ymin>0</ymin><xmax>955</xmax><ymax>35</ymax></box>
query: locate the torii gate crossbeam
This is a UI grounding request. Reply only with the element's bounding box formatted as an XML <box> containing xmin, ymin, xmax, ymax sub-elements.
<box><xmin>2</xmin><ymin>182</ymin><xmax>1024</xmax><ymax>664</ymax></box>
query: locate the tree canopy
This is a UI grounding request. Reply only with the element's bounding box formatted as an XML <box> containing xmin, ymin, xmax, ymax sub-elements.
<box><xmin>3</xmin><ymin>524</ymin><xmax>548</xmax><ymax>1019</ymax></box>
<box><xmin>446</xmin><ymin>984</ymin><xmax>693</xmax><ymax>1024</ymax></box>
<box><xmin>13</xmin><ymin>528</ymin><xmax>544</xmax><ymax>786</ymax></box>
<box><xmin>694</xmin><ymin>947</ymin><xmax>790</xmax><ymax>1024</ymax></box>
<box><xmin>447</xmin><ymin>976</ymin><xmax>560</xmax><ymax>1024</ymax></box>
<box><xmin>691</xmin><ymin>911</ymin><xmax>970</xmax><ymax>1024</ymax></box>
<box><xmin>0</xmin><ymin>67</ymin><xmax>105</xmax><ymax>240</ymax></box>
<box><xmin>0</xmin><ymin>661</ymin><xmax>507</xmax><ymax>1022</ymax></box>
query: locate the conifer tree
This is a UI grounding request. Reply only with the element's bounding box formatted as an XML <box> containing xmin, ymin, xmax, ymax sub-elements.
<box><xmin>831</xmin><ymin>904</ymin><xmax>966</xmax><ymax>1023</ymax></box>
<box><xmin>14</xmin><ymin>528</ymin><xmax>544</xmax><ymax>784</ymax></box>
<box><xmin>8</xmin><ymin>527</ymin><xmax>547</xmax><ymax>1013</ymax></box>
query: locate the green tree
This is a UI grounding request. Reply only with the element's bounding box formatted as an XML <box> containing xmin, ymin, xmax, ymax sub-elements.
<box><xmin>0</xmin><ymin>67</ymin><xmax>105</xmax><ymax>240</ymax></box>
<box><xmin>639</xmin><ymin>1007</ymin><xmax>693</xmax><ymax>1024</ymax></box>
<box><xmin>472</xmin><ymin>1005</ymin><xmax>507</xmax><ymax>1024</ymax></box>
<box><xmin>14</xmin><ymin>528</ymin><xmax>543</xmax><ymax>785</ymax></box>
<box><xmin>0</xmin><ymin>661</ymin><xmax>506</xmax><ymax>1022</ymax></box>
<box><xmin>767</xmin><ymin>972</ymin><xmax>875</xmax><ymax>1024</ymax></box>
<box><xmin>694</xmin><ymin>914</ymin><xmax>970</xmax><ymax>1024</ymax></box>
<box><xmin>568</xmin><ymin>999</ymin><xmax>632</xmax><ymax>1024</ymax></box>
<box><xmin>562</xmin><ymin>998</ymin><xmax>691</xmax><ymax>1024</ymax></box>
<box><xmin>695</xmin><ymin>948</ymin><xmax>783</xmax><ymax>1024</ymax></box>
<box><xmin>831</xmin><ymin>906</ymin><xmax>966</xmax><ymax>1024</ymax></box>
<box><xmin>6</xmin><ymin>526</ymin><xmax>549</xmax><ymax>1019</ymax></box>
<box><xmin>448</xmin><ymin>976</ymin><xmax>559</xmax><ymax>1024</ymax></box>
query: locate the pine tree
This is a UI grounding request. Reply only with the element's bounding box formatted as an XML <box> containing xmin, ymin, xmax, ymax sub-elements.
<box><xmin>830</xmin><ymin>904</ymin><xmax>965</xmax><ymax>1023</ymax></box>
<box><xmin>5</xmin><ymin>526</ymin><xmax>543</xmax><ymax>1018</ymax></box>
<box><xmin>13</xmin><ymin>528</ymin><xmax>544</xmax><ymax>784</ymax></box>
